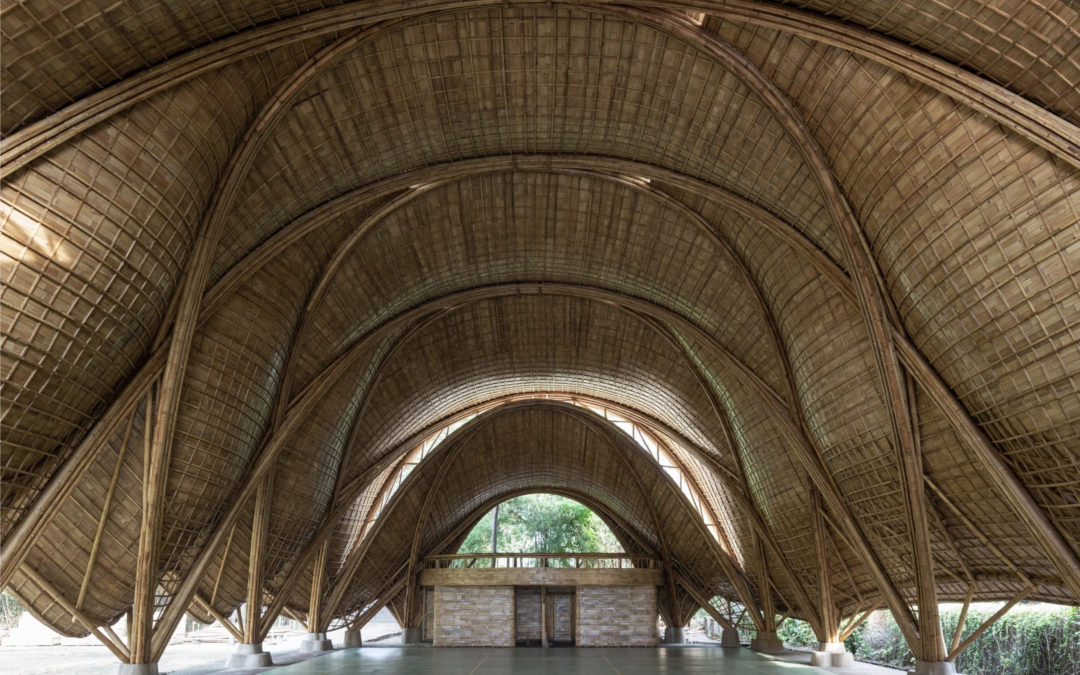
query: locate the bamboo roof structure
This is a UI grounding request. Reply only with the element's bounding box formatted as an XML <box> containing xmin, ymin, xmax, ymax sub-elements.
<box><xmin>1</xmin><ymin>0</ymin><xmax>1078</xmax><ymax>667</ymax></box>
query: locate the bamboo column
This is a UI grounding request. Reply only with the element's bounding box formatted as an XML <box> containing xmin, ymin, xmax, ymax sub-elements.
<box><xmin>244</xmin><ymin>475</ymin><xmax>272</xmax><ymax>644</ymax></box>
<box><xmin>810</xmin><ymin>487</ymin><xmax>837</xmax><ymax>643</ymax></box>
<box><xmin>130</xmin><ymin>387</ymin><xmax>162</xmax><ymax>666</ymax></box>
<box><xmin>308</xmin><ymin>540</ymin><xmax>330</xmax><ymax>633</ymax></box>
<box><xmin>757</xmin><ymin>535</ymin><xmax>776</xmax><ymax>634</ymax></box>
<box><xmin>897</xmin><ymin>376</ymin><xmax>945</xmax><ymax>664</ymax></box>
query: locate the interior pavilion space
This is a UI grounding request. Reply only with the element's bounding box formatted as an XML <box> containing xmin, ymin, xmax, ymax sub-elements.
<box><xmin>1</xmin><ymin>1</ymin><xmax>1078</xmax><ymax>674</ymax></box>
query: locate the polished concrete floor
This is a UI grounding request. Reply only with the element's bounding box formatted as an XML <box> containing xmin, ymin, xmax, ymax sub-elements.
<box><xmin>266</xmin><ymin>647</ymin><xmax>827</xmax><ymax>674</ymax></box>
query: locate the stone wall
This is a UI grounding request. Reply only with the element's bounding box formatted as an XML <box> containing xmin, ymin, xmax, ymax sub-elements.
<box><xmin>576</xmin><ymin>586</ymin><xmax>657</xmax><ymax>647</ymax></box>
<box><xmin>515</xmin><ymin>587</ymin><xmax>542</xmax><ymax>643</ymax></box>
<box><xmin>433</xmin><ymin>586</ymin><xmax>515</xmax><ymax>646</ymax></box>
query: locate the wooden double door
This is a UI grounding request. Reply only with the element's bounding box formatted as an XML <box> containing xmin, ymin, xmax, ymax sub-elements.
<box><xmin>545</xmin><ymin>588</ymin><xmax>575</xmax><ymax>645</ymax></box>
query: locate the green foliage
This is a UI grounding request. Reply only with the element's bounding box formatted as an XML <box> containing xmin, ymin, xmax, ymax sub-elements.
<box><xmin>457</xmin><ymin>493</ymin><xmax>622</xmax><ymax>563</ymax></box>
<box><xmin>944</xmin><ymin>604</ymin><xmax>1080</xmax><ymax>675</ymax></box>
<box><xmin>776</xmin><ymin>616</ymin><xmax>817</xmax><ymax>649</ymax></box>
<box><xmin>1</xmin><ymin>591</ymin><xmax>25</xmax><ymax>631</ymax></box>
<box><xmin>776</xmin><ymin>604</ymin><xmax>1080</xmax><ymax>675</ymax></box>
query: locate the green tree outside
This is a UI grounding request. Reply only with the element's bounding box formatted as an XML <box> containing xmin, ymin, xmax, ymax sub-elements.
<box><xmin>457</xmin><ymin>493</ymin><xmax>622</xmax><ymax>563</ymax></box>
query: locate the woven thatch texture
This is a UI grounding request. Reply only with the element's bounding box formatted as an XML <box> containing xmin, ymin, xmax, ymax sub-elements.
<box><xmin>0</xmin><ymin>48</ymin><xmax>320</xmax><ymax>531</ymax></box>
<box><xmin>744</xmin><ymin>1</ymin><xmax>1080</xmax><ymax>123</ymax></box>
<box><xmin>682</xmin><ymin>13</ymin><xmax>1080</xmax><ymax>585</ymax></box>
<box><xmin>0</xmin><ymin>2</ymin><xmax>340</xmax><ymax>133</ymax></box>
<box><xmin>222</xmin><ymin>7</ymin><xmax>829</xmax><ymax>273</ymax></box>
<box><xmin>8</xmin><ymin>398</ymin><xmax>147</xmax><ymax>636</ymax></box>
<box><xmin>295</xmin><ymin>172</ymin><xmax>780</xmax><ymax>392</ymax></box>
<box><xmin>330</xmin><ymin>295</ymin><xmax>733</xmax><ymax>487</ymax></box>
<box><xmin>261</xmin><ymin>329</ymin><xmax>404</xmax><ymax>583</ymax></box>
<box><xmin>717</xmin><ymin>16</ymin><xmax>1080</xmax><ymax>518</ymax></box>
<box><xmin>6</xmin><ymin>1</ymin><xmax>1075</xmax><ymax>133</ymax></box>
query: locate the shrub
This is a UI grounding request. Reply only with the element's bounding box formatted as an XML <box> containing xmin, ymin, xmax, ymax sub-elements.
<box><xmin>774</xmin><ymin>603</ymin><xmax>1079</xmax><ymax>675</ymax></box>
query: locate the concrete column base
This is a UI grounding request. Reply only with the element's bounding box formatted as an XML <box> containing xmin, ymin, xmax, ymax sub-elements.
<box><xmin>225</xmin><ymin>643</ymin><xmax>272</xmax><ymax>668</ymax></box>
<box><xmin>910</xmin><ymin>661</ymin><xmax>959</xmax><ymax>675</ymax></box>
<box><xmin>750</xmin><ymin>631</ymin><xmax>785</xmax><ymax>653</ymax></box>
<box><xmin>663</xmin><ymin>626</ymin><xmax>685</xmax><ymax>644</ymax></box>
<box><xmin>720</xmin><ymin>627</ymin><xmax>741</xmax><ymax>648</ymax></box>
<box><xmin>343</xmin><ymin>629</ymin><xmax>363</xmax><ymax>648</ymax></box>
<box><xmin>811</xmin><ymin>641</ymin><xmax>854</xmax><ymax>667</ymax></box>
<box><xmin>299</xmin><ymin>632</ymin><xmax>333</xmax><ymax>652</ymax></box>
<box><xmin>402</xmin><ymin>627</ymin><xmax>423</xmax><ymax>644</ymax></box>
<box><xmin>117</xmin><ymin>665</ymin><xmax>158</xmax><ymax>675</ymax></box>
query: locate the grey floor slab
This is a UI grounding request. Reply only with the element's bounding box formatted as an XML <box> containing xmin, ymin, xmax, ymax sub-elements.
<box><xmin>264</xmin><ymin>646</ymin><xmax>827</xmax><ymax>674</ymax></box>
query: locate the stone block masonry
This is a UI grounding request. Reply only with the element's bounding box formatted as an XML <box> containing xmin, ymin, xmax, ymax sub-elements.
<box><xmin>515</xmin><ymin>587</ymin><xmax>542</xmax><ymax>643</ymax></box>
<box><xmin>576</xmin><ymin>586</ymin><xmax>657</xmax><ymax>646</ymax></box>
<box><xmin>433</xmin><ymin>586</ymin><xmax>515</xmax><ymax>646</ymax></box>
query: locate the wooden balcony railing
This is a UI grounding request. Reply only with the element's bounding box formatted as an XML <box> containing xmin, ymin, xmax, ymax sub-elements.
<box><xmin>423</xmin><ymin>553</ymin><xmax>659</xmax><ymax>569</ymax></box>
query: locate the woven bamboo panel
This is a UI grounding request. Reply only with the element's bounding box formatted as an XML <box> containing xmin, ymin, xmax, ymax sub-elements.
<box><xmin>328</xmin><ymin>462</ymin><xmax>396</xmax><ymax>581</ymax></box>
<box><xmin>223</xmin><ymin>7</ymin><xmax>828</xmax><ymax>277</ymax></box>
<box><xmin>332</xmin><ymin>295</ymin><xmax>732</xmax><ymax>490</ymax></box>
<box><xmin>157</xmin><ymin>243</ymin><xmax>313</xmax><ymax>575</ymax></box>
<box><xmin>0</xmin><ymin>53</ymin><xmax>313</xmax><ymax>530</ymax></box>
<box><xmin>193</xmin><ymin>498</ymin><xmax>256</xmax><ymax>618</ymax></box>
<box><xmin>917</xmin><ymin>389</ymin><xmax>1073</xmax><ymax>604</ymax></box>
<box><xmin>295</xmin><ymin>170</ymin><xmax>783</xmax><ymax>396</ymax></box>
<box><xmin>676</xmin><ymin>191</ymin><xmax>918</xmax><ymax>590</ymax></box>
<box><xmin>711</xmin><ymin>16</ymin><xmax>1080</xmax><ymax>564</ymax></box>
<box><xmin>673</xmin><ymin>183</ymin><xmax>1076</xmax><ymax>605</ymax></box>
<box><xmin>5</xmin><ymin>1</ymin><xmax>1074</xmax><ymax>131</ymax></box>
<box><xmin>1</xmin><ymin>76</ymin><xmax>228</xmax><ymax>513</ymax></box>
<box><xmin>755</xmin><ymin>1</ymin><xmax>1080</xmax><ymax>123</ymax></box>
<box><xmin>0</xmin><ymin>3</ymin><xmax>340</xmax><ymax>133</ymax></box>
<box><xmin>679</xmin><ymin>328</ymin><xmax>820</xmax><ymax>588</ymax></box>
<box><xmin>693</xmin><ymin>16</ymin><xmax>1080</xmax><ymax>579</ymax></box>
<box><xmin>8</xmin><ymin>396</ymin><xmax>148</xmax><ymax>636</ymax></box>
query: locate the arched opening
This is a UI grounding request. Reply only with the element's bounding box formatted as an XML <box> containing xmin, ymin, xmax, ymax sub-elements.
<box><xmin>339</xmin><ymin>393</ymin><xmax>744</xmax><ymax>576</ymax></box>
<box><xmin>455</xmin><ymin>493</ymin><xmax>624</xmax><ymax>566</ymax></box>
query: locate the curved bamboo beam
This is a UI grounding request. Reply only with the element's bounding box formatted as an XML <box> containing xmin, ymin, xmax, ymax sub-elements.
<box><xmin>4</xmin><ymin>1</ymin><xmax>1076</xmax><ymax>176</ymax></box>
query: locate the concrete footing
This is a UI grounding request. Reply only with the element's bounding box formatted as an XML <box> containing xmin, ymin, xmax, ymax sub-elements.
<box><xmin>117</xmin><ymin>665</ymin><xmax>158</xmax><ymax>675</ymax></box>
<box><xmin>343</xmin><ymin>629</ymin><xmax>363</xmax><ymax>648</ymax></box>
<box><xmin>402</xmin><ymin>627</ymin><xmax>423</xmax><ymax>644</ymax></box>
<box><xmin>225</xmin><ymin>642</ymin><xmax>272</xmax><ymax>668</ymax></box>
<box><xmin>663</xmin><ymin>626</ymin><xmax>685</xmax><ymax>643</ymax></box>
<box><xmin>749</xmin><ymin>631</ymin><xmax>785</xmax><ymax>653</ymax></box>
<box><xmin>720</xmin><ymin>627</ymin><xmax>741</xmax><ymax>648</ymax></box>
<box><xmin>299</xmin><ymin>632</ymin><xmax>333</xmax><ymax>652</ymax></box>
<box><xmin>911</xmin><ymin>661</ymin><xmax>960</xmax><ymax>675</ymax></box>
<box><xmin>811</xmin><ymin>641</ymin><xmax>854</xmax><ymax>667</ymax></box>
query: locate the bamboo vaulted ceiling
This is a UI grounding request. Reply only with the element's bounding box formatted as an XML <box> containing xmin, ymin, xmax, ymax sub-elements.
<box><xmin>1</xmin><ymin>0</ymin><xmax>1079</xmax><ymax>645</ymax></box>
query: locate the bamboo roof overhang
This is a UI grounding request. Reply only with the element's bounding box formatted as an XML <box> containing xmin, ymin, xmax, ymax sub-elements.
<box><xmin>1</xmin><ymin>0</ymin><xmax>1078</xmax><ymax>663</ymax></box>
